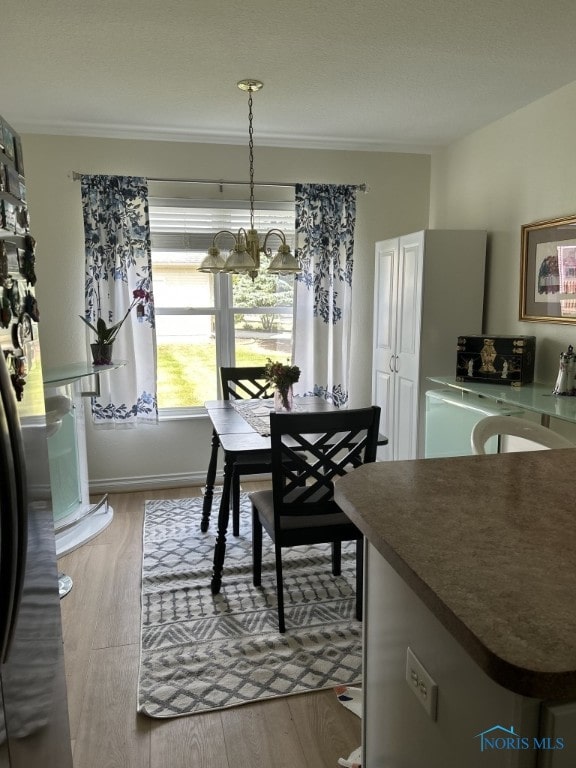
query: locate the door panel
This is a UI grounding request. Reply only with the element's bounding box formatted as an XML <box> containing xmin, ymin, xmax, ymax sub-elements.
<box><xmin>395</xmin><ymin>374</ymin><xmax>418</xmax><ymax>461</ymax></box>
<box><xmin>396</xmin><ymin>239</ymin><xmax>422</xmax><ymax>357</ymax></box>
<box><xmin>374</xmin><ymin>242</ymin><xmax>397</xmax><ymax>353</ymax></box>
<box><xmin>373</xmin><ymin>369</ymin><xmax>393</xmax><ymax>461</ymax></box>
<box><xmin>373</xmin><ymin>242</ymin><xmax>397</xmax><ymax>382</ymax></box>
<box><xmin>395</xmin><ymin>235</ymin><xmax>423</xmax><ymax>459</ymax></box>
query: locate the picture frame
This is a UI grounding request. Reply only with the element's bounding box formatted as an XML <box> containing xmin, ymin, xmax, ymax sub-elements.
<box><xmin>520</xmin><ymin>213</ymin><xmax>576</xmax><ymax>323</ymax></box>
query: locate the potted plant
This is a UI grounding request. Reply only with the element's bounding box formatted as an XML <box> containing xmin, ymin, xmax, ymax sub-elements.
<box><xmin>264</xmin><ymin>358</ymin><xmax>301</xmax><ymax>411</ymax></box>
<box><xmin>80</xmin><ymin>288</ymin><xmax>150</xmax><ymax>365</ymax></box>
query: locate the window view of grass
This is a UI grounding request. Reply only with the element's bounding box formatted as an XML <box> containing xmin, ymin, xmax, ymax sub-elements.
<box><xmin>150</xmin><ymin>196</ymin><xmax>297</xmax><ymax>411</ymax></box>
<box><xmin>157</xmin><ymin>338</ymin><xmax>290</xmax><ymax>408</ymax></box>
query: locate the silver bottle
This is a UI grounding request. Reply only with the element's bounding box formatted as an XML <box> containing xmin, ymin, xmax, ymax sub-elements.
<box><xmin>553</xmin><ymin>344</ymin><xmax>575</xmax><ymax>395</ymax></box>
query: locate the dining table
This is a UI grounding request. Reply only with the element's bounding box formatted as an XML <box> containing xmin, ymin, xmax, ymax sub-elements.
<box><xmin>203</xmin><ymin>395</ymin><xmax>338</xmax><ymax>593</ymax></box>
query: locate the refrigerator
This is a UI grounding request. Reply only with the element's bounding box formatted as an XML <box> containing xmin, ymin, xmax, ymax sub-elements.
<box><xmin>0</xmin><ymin>293</ymin><xmax>73</xmax><ymax>764</ymax></box>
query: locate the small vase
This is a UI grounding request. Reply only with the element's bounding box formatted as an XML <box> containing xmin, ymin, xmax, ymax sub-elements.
<box><xmin>274</xmin><ymin>385</ymin><xmax>293</xmax><ymax>412</ymax></box>
<box><xmin>90</xmin><ymin>342</ymin><xmax>113</xmax><ymax>366</ymax></box>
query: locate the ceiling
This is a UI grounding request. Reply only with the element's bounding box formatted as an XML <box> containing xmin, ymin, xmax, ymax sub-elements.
<box><xmin>3</xmin><ymin>0</ymin><xmax>576</xmax><ymax>152</ymax></box>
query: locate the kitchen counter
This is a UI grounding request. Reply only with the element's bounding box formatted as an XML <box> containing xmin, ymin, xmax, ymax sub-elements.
<box><xmin>334</xmin><ymin>450</ymin><xmax>576</xmax><ymax>700</ymax></box>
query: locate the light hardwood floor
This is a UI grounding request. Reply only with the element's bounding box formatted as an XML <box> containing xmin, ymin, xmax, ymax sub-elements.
<box><xmin>58</xmin><ymin>483</ymin><xmax>361</xmax><ymax>768</ymax></box>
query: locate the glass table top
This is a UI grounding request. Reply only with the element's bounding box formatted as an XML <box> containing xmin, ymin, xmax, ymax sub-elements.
<box><xmin>43</xmin><ymin>360</ymin><xmax>127</xmax><ymax>386</ymax></box>
<box><xmin>428</xmin><ymin>376</ymin><xmax>576</xmax><ymax>425</ymax></box>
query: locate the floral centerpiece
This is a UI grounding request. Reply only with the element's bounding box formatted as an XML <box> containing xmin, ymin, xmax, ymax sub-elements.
<box><xmin>264</xmin><ymin>358</ymin><xmax>301</xmax><ymax>411</ymax></box>
<box><xmin>80</xmin><ymin>288</ymin><xmax>151</xmax><ymax>364</ymax></box>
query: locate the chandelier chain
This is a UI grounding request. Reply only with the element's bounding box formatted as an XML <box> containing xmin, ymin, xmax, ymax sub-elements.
<box><xmin>248</xmin><ymin>90</ymin><xmax>255</xmax><ymax>231</ymax></box>
<box><xmin>198</xmin><ymin>78</ymin><xmax>301</xmax><ymax>278</ymax></box>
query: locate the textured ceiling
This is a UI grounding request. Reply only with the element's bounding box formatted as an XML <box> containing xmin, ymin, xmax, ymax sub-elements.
<box><xmin>3</xmin><ymin>0</ymin><xmax>576</xmax><ymax>151</ymax></box>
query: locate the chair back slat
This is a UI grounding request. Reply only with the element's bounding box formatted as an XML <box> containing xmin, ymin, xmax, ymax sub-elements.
<box><xmin>220</xmin><ymin>366</ymin><xmax>274</xmax><ymax>400</ymax></box>
<box><xmin>270</xmin><ymin>407</ymin><xmax>381</xmax><ymax>519</ymax></box>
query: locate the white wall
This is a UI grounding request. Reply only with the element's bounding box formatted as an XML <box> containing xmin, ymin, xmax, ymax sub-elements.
<box><xmin>430</xmin><ymin>79</ymin><xmax>576</xmax><ymax>385</ymax></box>
<box><xmin>21</xmin><ymin>135</ymin><xmax>431</xmax><ymax>489</ymax></box>
<box><xmin>429</xmin><ymin>79</ymin><xmax>576</xmax><ymax>442</ymax></box>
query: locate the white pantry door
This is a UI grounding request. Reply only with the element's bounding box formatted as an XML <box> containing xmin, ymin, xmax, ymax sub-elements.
<box><xmin>393</xmin><ymin>232</ymin><xmax>424</xmax><ymax>460</ymax></box>
<box><xmin>373</xmin><ymin>232</ymin><xmax>423</xmax><ymax>461</ymax></box>
<box><xmin>373</xmin><ymin>239</ymin><xmax>397</xmax><ymax>461</ymax></box>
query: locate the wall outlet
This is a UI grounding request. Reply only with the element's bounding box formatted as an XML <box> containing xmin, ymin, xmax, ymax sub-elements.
<box><xmin>405</xmin><ymin>646</ymin><xmax>438</xmax><ymax>720</ymax></box>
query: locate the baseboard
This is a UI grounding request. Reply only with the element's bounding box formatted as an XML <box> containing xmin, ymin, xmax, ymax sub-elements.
<box><xmin>88</xmin><ymin>471</ymin><xmax>208</xmax><ymax>494</ymax></box>
<box><xmin>88</xmin><ymin>470</ymin><xmax>273</xmax><ymax>495</ymax></box>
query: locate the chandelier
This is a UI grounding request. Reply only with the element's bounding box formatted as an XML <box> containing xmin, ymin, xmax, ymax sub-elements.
<box><xmin>198</xmin><ymin>79</ymin><xmax>301</xmax><ymax>281</ymax></box>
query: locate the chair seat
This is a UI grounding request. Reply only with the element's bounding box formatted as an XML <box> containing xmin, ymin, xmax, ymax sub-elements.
<box><xmin>250</xmin><ymin>489</ymin><xmax>357</xmax><ymax>532</ymax></box>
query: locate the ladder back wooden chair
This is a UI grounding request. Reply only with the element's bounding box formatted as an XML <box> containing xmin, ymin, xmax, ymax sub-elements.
<box><xmin>249</xmin><ymin>405</ymin><xmax>381</xmax><ymax>633</ymax></box>
<box><xmin>221</xmin><ymin>366</ymin><xmax>274</xmax><ymax>402</ymax></box>
<box><xmin>220</xmin><ymin>366</ymin><xmax>275</xmax><ymax>536</ymax></box>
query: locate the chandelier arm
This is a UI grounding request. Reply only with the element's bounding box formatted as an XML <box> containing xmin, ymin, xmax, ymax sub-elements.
<box><xmin>262</xmin><ymin>228</ymin><xmax>288</xmax><ymax>250</ymax></box>
<box><xmin>213</xmin><ymin>229</ymin><xmax>241</xmax><ymax>247</ymax></box>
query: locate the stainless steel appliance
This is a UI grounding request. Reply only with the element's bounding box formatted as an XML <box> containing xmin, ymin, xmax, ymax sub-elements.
<box><xmin>0</xmin><ymin>332</ymin><xmax>73</xmax><ymax>767</ymax></box>
<box><xmin>1</xmin><ymin>110</ymin><xmax>73</xmax><ymax>766</ymax></box>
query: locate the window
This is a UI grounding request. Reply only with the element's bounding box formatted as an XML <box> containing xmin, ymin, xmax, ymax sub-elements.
<box><xmin>149</xmin><ymin>193</ymin><xmax>296</xmax><ymax>413</ymax></box>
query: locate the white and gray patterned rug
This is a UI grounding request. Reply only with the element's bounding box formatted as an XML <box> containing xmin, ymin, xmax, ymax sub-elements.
<box><xmin>137</xmin><ymin>493</ymin><xmax>362</xmax><ymax>718</ymax></box>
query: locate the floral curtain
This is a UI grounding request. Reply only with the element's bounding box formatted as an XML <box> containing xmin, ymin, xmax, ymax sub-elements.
<box><xmin>292</xmin><ymin>184</ymin><xmax>357</xmax><ymax>406</ymax></box>
<box><xmin>81</xmin><ymin>175</ymin><xmax>157</xmax><ymax>427</ymax></box>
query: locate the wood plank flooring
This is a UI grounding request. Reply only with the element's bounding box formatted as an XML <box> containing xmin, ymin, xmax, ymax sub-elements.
<box><xmin>58</xmin><ymin>484</ymin><xmax>361</xmax><ymax>768</ymax></box>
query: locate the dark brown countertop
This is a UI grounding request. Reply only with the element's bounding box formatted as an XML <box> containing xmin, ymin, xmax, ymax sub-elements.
<box><xmin>334</xmin><ymin>450</ymin><xmax>576</xmax><ymax>701</ymax></box>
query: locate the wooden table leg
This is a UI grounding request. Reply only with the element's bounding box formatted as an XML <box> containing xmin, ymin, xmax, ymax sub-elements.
<box><xmin>201</xmin><ymin>429</ymin><xmax>220</xmax><ymax>532</ymax></box>
<box><xmin>210</xmin><ymin>451</ymin><xmax>233</xmax><ymax>594</ymax></box>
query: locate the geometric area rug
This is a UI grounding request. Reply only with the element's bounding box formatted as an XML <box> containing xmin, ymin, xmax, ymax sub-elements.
<box><xmin>137</xmin><ymin>493</ymin><xmax>362</xmax><ymax>718</ymax></box>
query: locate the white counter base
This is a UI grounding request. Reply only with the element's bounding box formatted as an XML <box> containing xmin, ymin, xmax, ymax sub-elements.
<box><xmin>363</xmin><ymin>541</ymin><xmax>564</xmax><ymax>767</ymax></box>
<box><xmin>54</xmin><ymin>495</ymin><xmax>113</xmax><ymax>557</ymax></box>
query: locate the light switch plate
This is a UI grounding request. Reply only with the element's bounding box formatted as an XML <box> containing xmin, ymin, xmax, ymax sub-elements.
<box><xmin>405</xmin><ymin>646</ymin><xmax>438</xmax><ymax>720</ymax></box>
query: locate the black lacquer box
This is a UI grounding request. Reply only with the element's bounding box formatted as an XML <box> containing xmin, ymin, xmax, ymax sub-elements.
<box><xmin>456</xmin><ymin>335</ymin><xmax>536</xmax><ymax>386</ymax></box>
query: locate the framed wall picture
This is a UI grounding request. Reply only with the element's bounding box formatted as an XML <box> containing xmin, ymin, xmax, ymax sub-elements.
<box><xmin>520</xmin><ymin>213</ymin><xmax>576</xmax><ymax>324</ymax></box>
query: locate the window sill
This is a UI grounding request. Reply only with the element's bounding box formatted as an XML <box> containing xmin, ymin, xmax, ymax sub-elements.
<box><xmin>158</xmin><ymin>407</ymin><xmax>209</xmax><ymax>422</ymax></box>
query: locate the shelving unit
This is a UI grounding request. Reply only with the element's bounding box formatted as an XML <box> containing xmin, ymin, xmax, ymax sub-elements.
<box><xmin>2</xmin><ymin>118</ymin><xmax>119</xmax><ymax>576</ymax></box>
<box><xmin>43</xmin><ymin>362</ymin><xmax>126</xmax><ymax>558</ymax></box>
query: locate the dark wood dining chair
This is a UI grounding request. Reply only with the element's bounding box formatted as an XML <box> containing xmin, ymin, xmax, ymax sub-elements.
<box><xmin>220</xmin><ymin>366</ymin><xmax>275</xmax><ymax>536</ymax></box>
<box><xmin>249</xmin><ymin>405</ymin><xmax>381</xmax><ymax>633</ymax></box>
<box><xmin>221</xmin><ymin>366</ymin><xmax>274</xmax><ymax>402</ymax></box>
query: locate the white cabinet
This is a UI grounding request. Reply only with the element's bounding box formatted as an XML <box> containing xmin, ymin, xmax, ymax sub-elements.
<box><xmin>363</xmin><ymin>542</ymin><xmax>544</xmax><ymax>768</ymax></box>
<box><xmin>372</xmin><ymin>230</ymin><xmax>486</xmax><ymax>460</ymax></box>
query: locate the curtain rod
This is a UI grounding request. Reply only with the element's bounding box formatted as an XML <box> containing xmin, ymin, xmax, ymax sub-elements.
<box><xmin>70</xmin><ymin>172</ymin><xmax>368</xmax><ymax>193</ymax></box>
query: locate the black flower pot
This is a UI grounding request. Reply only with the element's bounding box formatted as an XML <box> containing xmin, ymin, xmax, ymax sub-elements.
<box><xmin>90</xmin><ymin>342</ymin><xmax>113</xmax><ymax>366</ymax></box>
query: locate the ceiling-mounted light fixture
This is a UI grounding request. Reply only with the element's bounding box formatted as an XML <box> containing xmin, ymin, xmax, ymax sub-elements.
<box><xmin>199</xmin><ymin>79</ymin><xmax>301</xmax><ymax>281</ymax></box>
